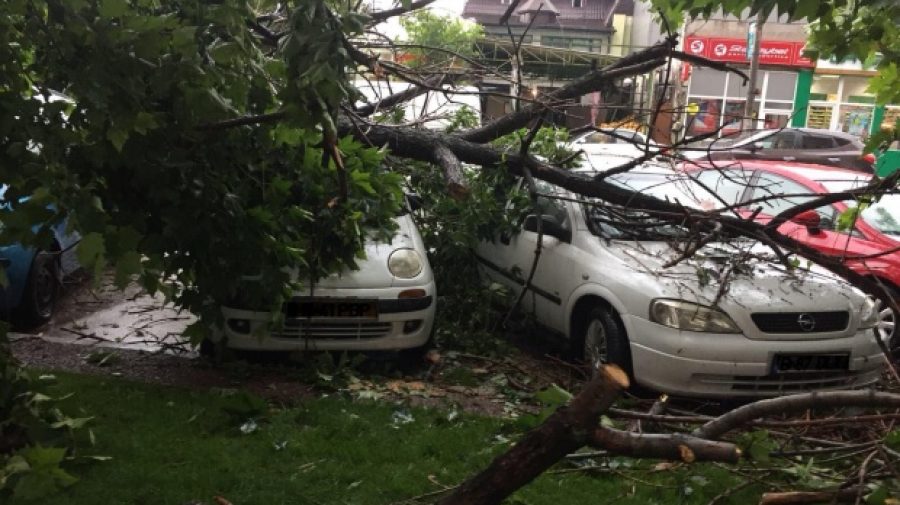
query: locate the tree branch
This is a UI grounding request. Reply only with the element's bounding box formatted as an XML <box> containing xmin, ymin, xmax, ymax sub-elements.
<box><xmin>431</xmin><ymin>144</ymin><xmax>469</xmax><ymax>200</ymax></box>
<box><xmin>590</xmin><ymin>427</ymin><xmax>742</xmax><ymax>463</ymax></box>
<box><xmin>436</xmin><ymin>365</ymin><xmax>629</xmax><ymax>505</ymax></box>
<box><xmin>367</xmin><ymin>0</ymin><xmax>437</xmax><ymax>23</ymax></box>
<box><xmin>694</xmin><ymin>390</ymin><xmax>900</xmax><ymax>440</ymax></box>
<box><xmin>459</xmin><ymin>40</ymin><xmax>673</xmax><ymax>143</ymax></box>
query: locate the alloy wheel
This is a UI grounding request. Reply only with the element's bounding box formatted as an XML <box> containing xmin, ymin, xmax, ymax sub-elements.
<box><xmin>584</xmin><ymin>319</ymin><xmax>608</xmax><ymax>369</ymax></box>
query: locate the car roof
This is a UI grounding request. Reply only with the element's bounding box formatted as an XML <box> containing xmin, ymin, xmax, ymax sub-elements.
<box><xmin>691</xmin><ymin>160</ymin><xmax>870</xmax><ymax>186</ymax></box>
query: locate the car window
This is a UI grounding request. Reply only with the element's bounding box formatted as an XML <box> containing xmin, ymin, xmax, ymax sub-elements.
<box><xmin>751</xmin><ymin>173</ymin><xmax>817</xmax><ymax>216</ymax></box>
<box><xmin>833</xmin><ymin>136</ymin><xmax>853</xmax><ymax>147</ymax></box>
<box><xmin>695</xmin><ymin>169</ymin><xmax>753</xmax><ymax>206</ymax></box>
<box><xmin>533</xmin><ymin>179</ymin><xmax>571</xmax><ymax>230</ymax></box>
<box><xmin>757</xmin><ymin>131</ymin><xmax>798</xmax><ymax>150</ymax></box>
<box><xmin>801</xmin><ymin>134</ymin><xmax>836</xmax><ymax>149</ymax></box>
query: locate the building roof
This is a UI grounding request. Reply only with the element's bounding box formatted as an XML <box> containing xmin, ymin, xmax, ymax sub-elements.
<box><xmin>462</xmin><ymin>0</ymin><xmax>634</xmax><ymax>31</ymax></box>
<box><xmin>516</xmin><ymin>0</ymin><xmax>560</xmax><ymax>15</ymax></box>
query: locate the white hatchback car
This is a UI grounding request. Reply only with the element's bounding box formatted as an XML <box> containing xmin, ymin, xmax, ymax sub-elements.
<box><xmin>477</xmin><ymin>167</ymin><xmax>885</xmax><ymax>397</ymax></box>
<box><xmin>217</xmin><ymin>212</ymin><xmax>435</xmax><ymax>353</ymax></box>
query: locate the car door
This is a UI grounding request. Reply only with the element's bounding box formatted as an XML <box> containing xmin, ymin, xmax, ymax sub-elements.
<box><xmin>748</xmin><ymin>130</ymin><xmax>801</xmax><ymax>162</ymax></box>
<box><xmin>474</xmin><ymin>181</ymin><xmax>552</xmax><ymax>315</ymax></box>
<box><xmin>525</xmin><ymin>186</ymin><xmax>579</xmax><ymax>333</ymax></box>
<box><xmin>796</xmin><ymin>131</ymin><xmax>841</xmax><ymax>167</ymax></box>
<box><xmin>748</xmin><ymin>172</ymin><xmax>851</xmax><ymax>250</ymax></box>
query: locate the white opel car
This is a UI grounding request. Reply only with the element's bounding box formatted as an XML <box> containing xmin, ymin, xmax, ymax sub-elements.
<box><xmin>217</xmin><ymin>212</ymin><xmax>435</xmax><ymax>353</ymax></box>
<box><xmin>477</xmin><ymin>167</ymin><xmax>885</xmax><ymax>397</ymax></box>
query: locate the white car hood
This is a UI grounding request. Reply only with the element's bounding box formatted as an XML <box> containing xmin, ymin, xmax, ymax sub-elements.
<box><xmin>605</xmin><ymin>240</ymin><xmax>863</xmax><ymax>314</ymax></box>
<box><xmin>298</xmin><ymin>214</ymin><xmax>421</xmax><ymax>290</ymax></box>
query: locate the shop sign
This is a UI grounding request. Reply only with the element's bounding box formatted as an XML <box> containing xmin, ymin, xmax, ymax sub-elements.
<box><xmin>684</xmin><ymin>35</ymin><xmax>815</xmax><ymax>68</ymax></box>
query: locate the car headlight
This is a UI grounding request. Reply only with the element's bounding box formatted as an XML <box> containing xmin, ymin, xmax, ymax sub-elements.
<box><xmin>649</xmin><ymin>299</ymin><xmax>741</xmax><ymax>333</ymax></box>
<box><xmin>859</xmin><ymin>296</ymin><xmax>878</xmax><ymax>329</ymax></box>
<box><xmin>388</xmin><ymin>249</ymin><xmax>423</xmax><ymax>279</ymax></box>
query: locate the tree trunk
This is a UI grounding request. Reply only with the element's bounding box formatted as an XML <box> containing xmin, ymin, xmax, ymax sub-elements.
<box><xmin>437</xmin><ymin>365</ymin><xmax>630</xmax><ymax>505</ymax></box>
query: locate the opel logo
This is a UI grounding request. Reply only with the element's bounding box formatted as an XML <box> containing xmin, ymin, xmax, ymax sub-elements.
<box><xmin>797</xmin><ymin>314</ymin><xmax>816</xmax><ymax>332</ymax></box>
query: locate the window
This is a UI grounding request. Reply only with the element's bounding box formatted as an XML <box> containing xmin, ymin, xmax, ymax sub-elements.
<box><xmin>533</xmin><ymin>179</ymin><xmax>571</xmax><ymax>231</ymax></box>
<box><xmin>695</xmin><ymin>170</ymin><xmax>753</xmax><ymax>206</ymax></box>
<box><xmin>751</xmin><ymin>174</ymin><xmax>816</xmax><ymax>217</ymax></box>
<box><xmin>800</xmin><ymin>133</ymin><xmax>836</xmax><ymax>149</ymax></box>
<box><xmin>572</xmin><ymin>0</ymin><xmax>583</xmax><ymax>7</ymax></box>
<box><xmin>757</xmin><ymin>131</ymin><xmax>798</xmax><ymax>149</ymax></box>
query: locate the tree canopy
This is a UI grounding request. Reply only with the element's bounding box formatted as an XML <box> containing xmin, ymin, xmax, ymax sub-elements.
<box><xmin>0</xmin><ymin>0</ymin><xmax>897</xmax><ymax>333</ymax></box>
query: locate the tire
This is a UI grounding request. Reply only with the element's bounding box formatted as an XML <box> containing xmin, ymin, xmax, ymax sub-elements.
<box><xmin>576</xmin><ymin>305</ymin><xmax>632</xmax><ymax>378</ymax></box>
<box><xmin>19</xmin><ymin>251</ymin><xmax>59</xmax><ymax>326</ymax></box>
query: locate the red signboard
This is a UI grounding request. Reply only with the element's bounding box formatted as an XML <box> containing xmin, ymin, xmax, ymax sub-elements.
<box><xmin>683</xmin><ymin>35</ymin><xmax>815</xmax><ymax>68</ymax></box>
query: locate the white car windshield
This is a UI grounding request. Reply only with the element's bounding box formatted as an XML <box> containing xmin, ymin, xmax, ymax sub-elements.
<box><xmin>583</xmin><ymin>171</ymin><xmax>710</xmax><ymax>240</ymax></box>
<box><xmin>821</xmin><ymin>179</ymin><xmax>900</xmax><ymax>237</ymax></box>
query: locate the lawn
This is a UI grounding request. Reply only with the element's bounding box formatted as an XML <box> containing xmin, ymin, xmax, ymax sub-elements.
<box><xmin>28</xmin><ymin>371</ymin><xmax>764</xmax><ymax>505</ymax></box>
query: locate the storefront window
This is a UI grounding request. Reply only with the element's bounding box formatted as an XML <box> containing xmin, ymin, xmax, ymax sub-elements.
<box><xmin>806</xmin><ymin>104</ymin><xmax>833</xmax><ymax>129</ymax></box>
<box><xmin>840</xmin><ymin>105</ymin><xmax>873</xmax><ymax>136</ymax></box>
<box><xmin>687</xmin><ymin>69</ymin><xmax>797</xmax><ymax>135</ymax></box>
<box><xmin>882</xmin><ymin>107</ymin><xmax>900</xmax><ymax>132</ymax></box>
<box><xmin>841</xmin><ymin>76</ymin><xmax>874</xmax><ymax>103</ymax></box>
<box><xmin>765</xmin><ymin>72</ymin><xmax>797</xmax><ymax>101</ymax></box>
<box><xmin>686</xmin><ymin>97</ymin><xmax>724</xmax><ymax>135</ymax></box>
<box><xmin>807</xmin><ymin>75</ymin><xmax>876</xmax><ymax>138</ymax></box>
<box><xmin>689</xmin><ymin>67</ymin><xmax>727</xmax><ymax>97</ymax></box>
<box><xmin>811</xmin><ymin>75</ymin><xmax>839</xmax><ymax>100</ymax></box>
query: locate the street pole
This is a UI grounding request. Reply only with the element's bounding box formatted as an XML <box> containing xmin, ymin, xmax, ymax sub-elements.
<box><xmin>743</xmin><ymin>15</ymin><xmax>763</xmax><ymax>130</ymax></box>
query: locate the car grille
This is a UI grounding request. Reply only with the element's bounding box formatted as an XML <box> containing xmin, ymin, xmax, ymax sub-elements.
<box><xmin>695</xmin><ymin>371</ymin><xmax>870</xmax><ymax>394</ymax></box>
<box><xmin>751</xmin><ymin>311</ymin><xmax>849</xmax><ymax>333</ymax></box>
<box><xmin>273</xmin><ymin>321</ymin><xmax>393</xmax><ymax>340</ymax></box>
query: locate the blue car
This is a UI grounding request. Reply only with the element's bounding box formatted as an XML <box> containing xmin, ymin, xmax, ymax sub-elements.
<box><xmin>0</xmin><ymin>189</ymin><xmax>80</xmax><ymax>325</ymax></box>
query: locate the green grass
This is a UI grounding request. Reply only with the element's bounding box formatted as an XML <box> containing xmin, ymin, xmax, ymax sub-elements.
<box><xmin>26</xmin><ymin>371</ymin><xmax>767</xmax><ymax>505</ymax></box>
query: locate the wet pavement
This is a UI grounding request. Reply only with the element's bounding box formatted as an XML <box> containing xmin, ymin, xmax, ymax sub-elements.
<box><xmin>10</xmin><ymin>272</ymin><xmax>195</xmax><ymax>355</ymax></box>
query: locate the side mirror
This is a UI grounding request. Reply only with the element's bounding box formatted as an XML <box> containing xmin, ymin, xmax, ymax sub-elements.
<box><xmin>791</xmin><ymin>210</ymin><xmax>822</xmax><ymax>234</ymax></box>
<box><xmin>405</xmin><ymin>193</ymin><xmax>424</xmax><ymax>212</ymax></box>
<box><xmin>750</xmin><ymin>141</ymin><xmax>764</xmax><ymax>152</ymax></box>
<box><xmin>524</xmin><ymin>214</ymin><xmax>572</xmax><ymax>242</ymax></box>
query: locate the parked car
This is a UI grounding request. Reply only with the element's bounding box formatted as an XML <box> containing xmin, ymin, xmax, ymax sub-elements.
<box><xmin>691</xmin><ymin>160</ymin><xmax>900</xmax><ymax>346</ymax></box>
<box><xmin>571</xmin><ymin>127</ymin><xmax>664</xmax><ymax>158</ymax></box>
<box><xmin>476</xmin><ymin>165</ymin><xmax>883</xmax><ymax>397</ymax></box>
<box><xmin>682</xmin><ymin>128</ymin><xmax>875</xmax><ymax>173</ymax></box>
<box><xmin>0</xmin><ymin>187</ymin><xmax>81</xmax><ymax>325</ymax></box>
<box><xmin>216</xmin><ymin>206</ymin><xmax>436</xmax><ymax>353</ymax></box>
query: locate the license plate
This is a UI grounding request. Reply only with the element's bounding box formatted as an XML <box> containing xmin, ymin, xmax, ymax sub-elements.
<box><xmin>772</xmin><ymin>354</ymin><xmax>849</xmax><ymax>373</ymax></box>
<box><xmin>285</xmin><ymin>300</ymin><xmax>378</xmax><ymax>320</ymax></box>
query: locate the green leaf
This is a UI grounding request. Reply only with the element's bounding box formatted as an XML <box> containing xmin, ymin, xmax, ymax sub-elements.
<box><xmin>76</xmin><ymin>232</ymin><xmax>106</xmax><ymax>272</ymax></box>
<box><xmin>885</xmin><ymin>429</ymin><xmax>900</xmax><ymax>450</ymax></box>
<box><xmin>106</xmin><ymin>127</ymin><xmax>129</xmax><ymax>152</ymax></box>
<box><xmin>133</xmin><ymin>112</ymin><xmax>158</xmax><ymax>135</ymax></box>
<box><xmin>50</xmin><ymin>416</ymin><xmax>94</xmax><ymax>430</ymax></box>
<box><xmin>98</xmin><ymin>0</ymin><xmax>129</xmax><ymax>18</ymax></box>
<box><xmin>114</xmin><ymin>250</ymin><xmax>143</xmax><ymax>288</ymax></box>
<box><xmin>867</xmin><ymin>485</ymin><xmax>889</xmax><ymax>505</ymax></box>
<box><xmin>791</xmin><ymin>0</ymin><xmax>818</xmax><ymax>20</ymax></box>
<box><xmin>534</xmin><ymin>383</ymin><xmax>573</xmax><ymax>408</ymax></box>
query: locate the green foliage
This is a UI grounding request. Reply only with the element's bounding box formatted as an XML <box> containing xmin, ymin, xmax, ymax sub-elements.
<box><xmin>1</xmin><ymin>337</ymin><xmax>95</xmax><ymax>502</ymax></box>
<box><xmin>736</xmin><ymin>430</ymin><xmax>777</xmax><ymax>463</ymax></box>
<box><xmin>1</xmin><ymin>0</ymin><xmax>405</xmax><ymax>337</ymax></box>
<box><xmin>400</xmin><ymin>10</ymin><xmax>483</xmax><ymax>69</ymax></box>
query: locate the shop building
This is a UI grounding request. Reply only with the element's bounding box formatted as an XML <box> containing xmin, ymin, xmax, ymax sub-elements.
<box><xmin>675</xmin><ymin>10</ymin><xmax>896</xmax><ymax>140</ymax></box>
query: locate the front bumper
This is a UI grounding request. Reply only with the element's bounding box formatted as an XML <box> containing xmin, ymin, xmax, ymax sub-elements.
<box><xmin>624</xmin><ymin>314</ymin><xmax>885</xmax><ymax>397</ymax></box>
<box><xmin>217</xmin><ymin>282</ymin><xmax>436</xmax><ymax>352</ymax></box>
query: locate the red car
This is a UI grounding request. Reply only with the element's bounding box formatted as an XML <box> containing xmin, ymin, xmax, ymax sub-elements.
<box><xmin>691</xmin><ymin>160</ymin><xmax>900</xmax><ymax>345</ymax></box>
